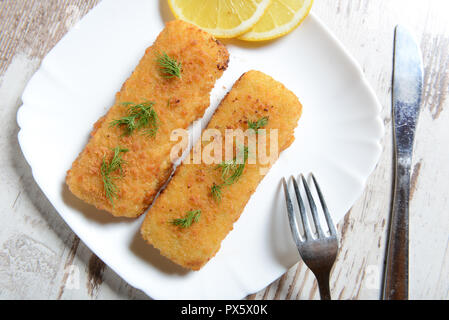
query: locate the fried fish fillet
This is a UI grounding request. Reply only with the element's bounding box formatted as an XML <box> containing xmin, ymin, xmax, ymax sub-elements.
<box><xmin>66</xmin><ymin>20</ymin><xmax>229</xmax><ymax>217</ymax></box>
<box><xmin>141</xmin><ymin>70</ymin><xmax>302</xmax><ymax>270</ymax></box>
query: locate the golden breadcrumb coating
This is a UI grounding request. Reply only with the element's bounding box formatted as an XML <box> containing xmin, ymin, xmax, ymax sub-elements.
<box><xmin>66</xmin><ymin>20</ymin><xmax>229</xmax><ymax>217</ymax></box>
<box><xmin>141</xmin><ymin>70</ymin><xmax>302</xmax><ymax>270</ymax></box>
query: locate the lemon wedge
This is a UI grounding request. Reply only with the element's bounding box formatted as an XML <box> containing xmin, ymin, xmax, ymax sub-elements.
<box><xmin>168</xmin><ymin>0</ymin><xmax>272</xmax><ymax>38</ymax></box>
<box><xmin>239</xmin><ymin>0</ymin><xmax>313</xmax><ymax>41</ymax></box>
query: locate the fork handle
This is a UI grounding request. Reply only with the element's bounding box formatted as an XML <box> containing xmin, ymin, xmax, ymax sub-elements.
<box><xmin>316</xmin><ymin>273</ymin><xmax>331</xmax><ymax>300</ymax></box>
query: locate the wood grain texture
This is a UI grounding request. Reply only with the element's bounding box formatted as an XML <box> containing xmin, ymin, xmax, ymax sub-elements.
<box><xmin>0</xmin><ymin>0</ymin><xmax>448</xmax><ymax>299</ymax></box>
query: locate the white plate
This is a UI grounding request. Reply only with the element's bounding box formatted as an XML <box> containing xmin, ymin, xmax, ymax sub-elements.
<box><xmin>17</xmin><ymin>0</ymin><xmax>383</xmax><ymax>299</ymax></box>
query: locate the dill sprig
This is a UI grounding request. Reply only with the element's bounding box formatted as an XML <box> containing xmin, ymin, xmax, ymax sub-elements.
<box><xmin>101</xmin><ymin>146</ymin><xmax>129</xmax><ymax>204</ymax></box>
<box><xmin>248</xmin><ymin>116</ymin><xmax>269</xmax><ymax>134</ymax></box>
<box><xmin>111</xmin><ymin>101</ymin><xmax>158</xmax><ymax>137</ymax></box>
<box><xmin>218</xmin><ymin>146</ymin><xmax>249</xmax><ymax>185</ymax></box>
<box><xmin>171</xmin><ymin>210</ymin><xmax>202</xmax><ymax>228</ymax></box>
<box><xmin>211</xmin><ymin>146</ymin><xmax>249</xmax><ymax>202</ymax></box>
<box><xmin>157</xmin><ymin>52</ymin><xmax>182</xmax><ymax>79</ymax></box>
<box><xmin>211</xmin><ymin>183</ymin><xmax>223</xmax><ymax>202</ymax></box>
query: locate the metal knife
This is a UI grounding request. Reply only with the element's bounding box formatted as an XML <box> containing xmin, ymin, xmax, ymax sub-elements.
<box><xmin>382</xmin><ymin>25</ymin><xmax>424</xmax><ymax>300</ymax></box>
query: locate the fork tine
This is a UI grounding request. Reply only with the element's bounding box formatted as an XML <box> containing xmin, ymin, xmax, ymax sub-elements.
<box><xmin>300</xmin><ymin>174</ymin><xmax>325</xmax><ymax>238</ymax></box>
<box><xmin>282</xmin><ymin>178</ymin><xmax>302</xmax><ymax>247</ymax></box>
<box><xmin>311</xmin><ymin>173</ymin><xmax>337</xmax><ymax>237</ymax></box>
<box><xmin>291</xmin><ymin>175</ymin><xmax>313</xmax><ymax>240</ymax></box>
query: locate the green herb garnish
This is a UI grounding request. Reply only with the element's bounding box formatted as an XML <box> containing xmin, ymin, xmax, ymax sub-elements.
<box><xmin>211</xmin><ymin>146</ymin><xmax>249</xmax><ymax>202</ymax></box>
<box><xmin>101</xmin><ymin>146</ymin><xmax>129</xmax><ymax>204</ymax></box>
<box><xmin>111</xmin><ymin>101</ymin><xmax>158</xmax><ymax>137</ymax></box>
<box><xmin>171</xmin><ymin>210</ymin><xmax>202</xmax><ymax>228</ymax></box>
<box><xmin>248</xmin><ymin>116</ymin><xmax>269</xmax><ymax>134</ymax></box>
<box><xmin>157</xmin><ymin>52</ymin><xmax>182</xmax><ymax>79</ymax></box>
<box><xmin>211</xmin><ymin>183</ymin><xmax>223</xmax><ymax>202</ymax></box>
<box><xmin>217</xmin><ymin>146</ymin><xmax>249</xmax><ymax>185</ymax></box>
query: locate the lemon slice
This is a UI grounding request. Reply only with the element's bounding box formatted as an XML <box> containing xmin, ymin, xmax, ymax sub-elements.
<box><xmin>239</xmin><ymin>0</ymin><xmax>313</xmax><ymax>41</ymax></box>
<box><xmin>168</xmin><ymin>0</ymin><xmax>272</xmax><ymax>38</ymax></box>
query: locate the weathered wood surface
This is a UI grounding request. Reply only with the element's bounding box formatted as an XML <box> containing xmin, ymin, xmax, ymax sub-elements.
<box><xmin>0</xmin><ymin>0</ymin><xmax>448</xmax><ymax>300</ymax></box>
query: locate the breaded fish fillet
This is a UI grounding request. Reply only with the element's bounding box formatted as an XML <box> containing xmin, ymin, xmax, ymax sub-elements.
<box><xmin>66</xmin><ymin>20</ymin><xmax>229</xmax><ymax>217</ymax></box>
<box><xmin>141</xmin><ymin>70</ymin><xmax>302</xmax><ymax>270</ymax></box>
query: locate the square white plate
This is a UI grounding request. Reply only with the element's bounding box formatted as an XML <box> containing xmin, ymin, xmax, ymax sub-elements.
<box><xmin>17</xmin><ymin>0</ymin><xmax>383</xmax><ymax>299</ymax></box>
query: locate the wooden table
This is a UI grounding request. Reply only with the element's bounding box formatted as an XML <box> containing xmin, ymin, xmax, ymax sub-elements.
<box><xmin>1</xmin><ymin>0</ymin><xmax>448</xmax><ymax>300</ymax></box>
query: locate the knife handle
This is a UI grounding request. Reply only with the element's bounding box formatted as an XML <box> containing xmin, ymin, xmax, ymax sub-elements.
<box><xmin>383</xmin><ymin>159</ymin><xmax>410</xmax><ymax>300</ymax></box>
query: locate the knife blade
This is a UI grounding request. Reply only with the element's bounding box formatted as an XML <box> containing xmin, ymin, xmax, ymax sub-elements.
<box><xmin>382</xmin><ymin>25</ymin><xmax>424</xmax><ymax>300</ymax></box>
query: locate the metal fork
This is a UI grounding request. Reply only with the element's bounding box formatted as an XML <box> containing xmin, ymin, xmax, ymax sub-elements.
<box><xmin>282</xmin><ymin>174</ymin><xmax>339</xmax><ymax>300</ymax></box>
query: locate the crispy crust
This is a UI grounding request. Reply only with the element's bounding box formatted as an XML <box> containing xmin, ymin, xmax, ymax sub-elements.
<box><xmin>141</xmin><ymin>70</ymin><xmax>303</xmax><ymax>270</ymax></box>
<box><xmin>66</xmin><ymin>20</ymin><xmax>229</xmax><ymax>217</ymax></box>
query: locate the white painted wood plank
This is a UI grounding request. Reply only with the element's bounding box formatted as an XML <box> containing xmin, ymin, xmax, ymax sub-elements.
<box><xmin>0</xmin><ymin>0</ymin><xmax>448</xmax><ymax>299</ymax></box>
